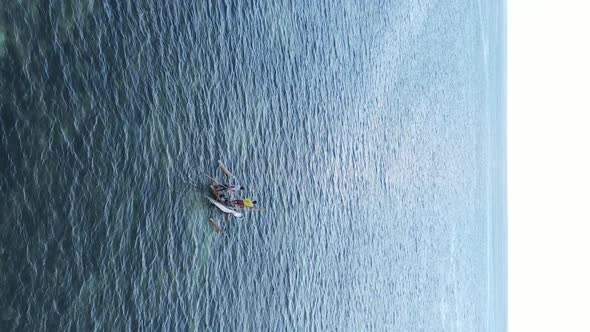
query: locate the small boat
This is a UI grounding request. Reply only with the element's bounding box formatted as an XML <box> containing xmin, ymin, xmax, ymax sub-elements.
<box><xmin>207</xmin><ymin>197</ymin><xmax>243</xmax><ymax>218</ymax></box>
<box><xmin>218</xmin><ymin>160</ymin><xmax>234</xmax><ymax>178</ymax></box>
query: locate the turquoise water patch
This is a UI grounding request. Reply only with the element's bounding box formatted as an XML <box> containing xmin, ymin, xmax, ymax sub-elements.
<box><xmin>0</xmin><ymin>27</ymin><xmax>6</xmax><ymax>58</ymax></box>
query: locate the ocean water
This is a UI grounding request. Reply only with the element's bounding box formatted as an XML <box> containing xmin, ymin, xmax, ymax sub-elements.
<box><xmin>0</xmin><ymin>0</ymin><xmax>506</xmax><ymax>331</ymax></box>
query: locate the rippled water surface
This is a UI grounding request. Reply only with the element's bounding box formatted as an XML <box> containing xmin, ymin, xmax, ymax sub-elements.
<box><xmin>0</xmin><ymin>0</ymin><xmax>505</xmax><ymax>330</ymax></box>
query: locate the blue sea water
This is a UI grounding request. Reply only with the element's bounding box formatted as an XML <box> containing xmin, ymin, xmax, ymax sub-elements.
<box><xmin>0</xmin><ymin>0</ymin><xmax>506</xmax><ymax>331</ymax></box>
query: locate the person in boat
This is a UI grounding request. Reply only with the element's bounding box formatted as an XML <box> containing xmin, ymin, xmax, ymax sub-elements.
<box><xmin>211</xmin><ymin>184</ymin><xmax>244</xmax><ymax>196</ymax></box>
<box><xmin>231</xmin><ymin>198</ymin><xmax>257</xmax><ymax>208</ymax></box>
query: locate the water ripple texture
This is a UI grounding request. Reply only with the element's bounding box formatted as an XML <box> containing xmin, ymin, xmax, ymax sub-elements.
<box><xmin>0</xmin><ymin>0</ymin><xmax>505</xmax><ymax>331</ymax></box>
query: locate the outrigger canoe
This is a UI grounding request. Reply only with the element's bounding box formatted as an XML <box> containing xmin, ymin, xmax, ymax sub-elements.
<box><xmin>207</xmin><ymin>197</ymin><xmax>243</xmax><ymax>218</ymax></box>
